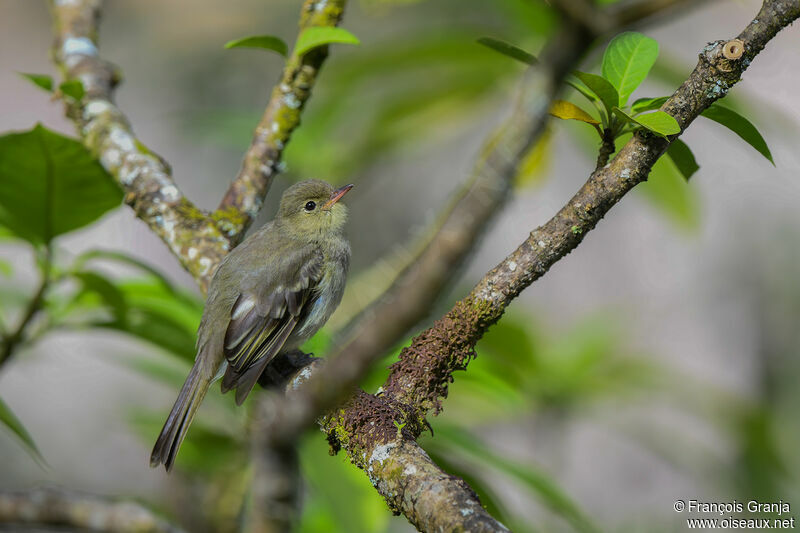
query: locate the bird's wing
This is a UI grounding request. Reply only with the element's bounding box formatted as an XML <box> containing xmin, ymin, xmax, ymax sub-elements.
<box><xmin>220</xmin><ymin>245</ymin><xmax>324</xmax><ymax>404</ymax></box>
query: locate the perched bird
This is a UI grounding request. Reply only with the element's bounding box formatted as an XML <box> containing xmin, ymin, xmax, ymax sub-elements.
<box><xmin>150</xmin><ymin>179</ymin><xmax>352</xmax><ymax>471</ymax></box>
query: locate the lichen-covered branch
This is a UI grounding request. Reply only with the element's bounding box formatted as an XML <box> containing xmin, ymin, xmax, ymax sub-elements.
<box><xmin>323</xmin><ymin>402</ymin><xmax>509</xmax><ymax>532</ymax></box>
<box><xmin>272</xmin><ymin>360</ymin><xmax>510</xmax><ymax>532</ymax></box>
<box><xmin>49</xmin><ymin>0</ymin><xmax>230</xmax><ymax>291</ymax></box>
<box><xmin>216</xmin><ymin>0</ymin><xmax>348</xmax><ymax>240</ymax></box>
<box><xmin>363</xmin><ymin>439</ymin><xmax>507</xmax><ymax>532</ymax></box>
<box><xmin>0</xmin><ymin>488</ymin><xmax>184</xmax><ymax>533</ymax></box>
<box><xmin>380</xmin><ymin>0</ymin><xmax>800</xmax><ymax>425</ymax></box>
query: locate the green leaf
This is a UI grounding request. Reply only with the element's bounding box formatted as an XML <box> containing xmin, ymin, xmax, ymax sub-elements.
<box><xmin>58</xmin><ymin>80</ymin><xmax>85</xmax><ymax>101</ymax></box>
<box><xmin>93</xmin><ymin>279</ymin><xmax>202</xmax><ymax>360</ymax></box>
<box><xmin>632</xmin><ymin>111</ymin><xmax>680</xmax><ymax>136</ymax></box>
<box><xmin>73</xmin><ymin>249</ymin><xmax>177</xmax><ymax>295</ymax></box>
<box><xmin>0</xmin><ymin>259</ymin><xmax>12</xmax><ymax>277</ymax></box>
<box><xmin>122</xmin><ymin>352</ymin><xmax>192</xmax><ymax>391</ymax></box>
<box><xmin>0</xmin><ymin>124</ymin><xmax>122</xmax><ymax>244</ymax></box>
<box><xmin>665</xmin><ymin>139</ymin><xmax>699</xmax><ymax>181</ymax></box>
<box><xmin>515</xmin><ymin>128</ymin><xmax>553</xmax><ymax>189</ymax></box>
<box><xmin>294</xmin><ymin>27</ymin><xmax>360</xmax><ymax>56</ymax></box>
<box><xmin>72</xmin><ymin>271</ymin><xmax>127</xmax><ymax>320</ymax></box>
<box><xmin>701</xmin><ymin>103</ymin><xmax>774</xmax><ymax>164</ymax></box>
<box><xmin>95</xmin><ymin>309</ymin><xmax>198</xmax><ymax>360</ymax></box>
<box><xmin>631</xmin><ymin>96</ymin><xmax>669</xmax><ymax>114</ymax></box>
<box><xmin>565</xmin><ymin>79</ymin><xmax>599</xmax><ymax>104</ymax></box>
<box><xmin>613</xmin><ymin>108</ymin><xmax>680</xmax><ymax>137</ymax></box>
<box><xmin>572</xmin><ymin>71</ymin><xmax>619</xmax><ymax>120</ymax></box>
<box><xmin>476</xmin><ymin>37</ymin><xmax>536</xmax><ymax>65</ymax></box>
<box><xmin>549</xmin><ymin>100</ymin><xmax>600</xmax><ymax>126</ymax></box>
<box><xmin>224</xmin><ymin>35</ymin><xmax>288</xmax><ymax>56</ymax></box>
<box><xmin>0</xmin><ymin>396</ymin><xmax>47</xmax><ymax>467</ymax></box>
<box><xmin>19</xmin><ymin>73</ymin><xmax>53</xmax><ymax>92</ymax></box>
<box><xmin>0</xmin><ymin>226</ymin><xmax>16</xmax><ymax>240</ymax></box>
<box><xmin>601</xmin><ymin>32</ymin><xmax>659</xmax><ymax>106</ymax></box>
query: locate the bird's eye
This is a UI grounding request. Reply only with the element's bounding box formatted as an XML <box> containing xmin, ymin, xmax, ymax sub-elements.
<box><xmin>304</xmin><ymin>201</ymin><xmax>316</xmax><ymax>211</ymax></box>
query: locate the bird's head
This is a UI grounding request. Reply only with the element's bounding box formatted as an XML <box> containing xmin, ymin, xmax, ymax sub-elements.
<box><xmin>277</xmin><ymin>179</ymin><xmax>353</xmax><ymax>240</ymax></box>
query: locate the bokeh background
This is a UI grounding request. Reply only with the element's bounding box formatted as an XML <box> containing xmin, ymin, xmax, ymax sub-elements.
<box><xmin>1</xmin><ymin>0</ymin><xmax>799</xmax><ymax>531</ymax></box>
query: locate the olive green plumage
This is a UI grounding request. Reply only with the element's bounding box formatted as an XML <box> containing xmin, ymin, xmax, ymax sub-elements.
<box><xmin>150</xmin><ymin>179</ymin><xmax>352</xmax><ymax>472</ymax></box>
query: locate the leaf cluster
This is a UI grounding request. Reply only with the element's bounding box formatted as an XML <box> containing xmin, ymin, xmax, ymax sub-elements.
<box><xmin>479</xmin><ymin>31</ymin><xmax>773</xmax><ymax>183</ymax></box>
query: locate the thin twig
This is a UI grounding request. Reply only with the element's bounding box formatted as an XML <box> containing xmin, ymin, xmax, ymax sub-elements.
<box><xmin>0</xmin><ymin>246</ymin><xmax>51</xmax><ymax>367</ymax></box>
<box><xmin>613</xmin><ymin>0</ymin><xmax>709</xmax><ymax>28</ymax></box>
<box><xmin>547</xmin><ymin>0</ymin><xmax>614</xmax><ymax>35</ymax></box>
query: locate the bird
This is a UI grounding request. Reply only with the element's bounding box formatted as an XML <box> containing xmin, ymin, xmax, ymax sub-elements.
<box><xmin>150</xmin><ymin>179</ymin><xmax>352</xmax><ymax>472</ymax></box>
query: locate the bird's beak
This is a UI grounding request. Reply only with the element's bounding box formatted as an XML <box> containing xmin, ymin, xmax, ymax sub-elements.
<box><xmin>322</xmin><ymin>184</ymin><xmax>354</xmax><ymax>210</ymax></box>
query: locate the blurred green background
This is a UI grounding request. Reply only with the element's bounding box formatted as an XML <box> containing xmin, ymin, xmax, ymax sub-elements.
<box><xmin>1</xmin><ymin>0</ymin><xmax>799</xmax><ymax>531</ymax></box>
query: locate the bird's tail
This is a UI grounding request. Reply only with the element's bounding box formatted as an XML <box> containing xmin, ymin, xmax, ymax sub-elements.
<box><xmin>150</xmin><ymin>361</ymin><xmax>210</xmax><ymax>472</ymax></box>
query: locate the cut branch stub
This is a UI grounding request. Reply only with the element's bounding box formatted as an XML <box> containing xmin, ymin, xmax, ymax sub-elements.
<box><xmin>723</xmin><ymin>39</ymin><xmax>745</xmax><ymax>60</ymax></box>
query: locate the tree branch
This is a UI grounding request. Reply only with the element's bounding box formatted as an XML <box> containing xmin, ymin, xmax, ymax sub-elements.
<box><xmin>613</xmin><ymin>0</ymin><xmax>709</xmax><ymax>28</ymax></box>
<box><xmin>0</xmin><ymin>488</ymin><xmax>184</xmax><ymax>533</ymax></box>
<box><xmin>244</xmin><ymin>352</ymin><xmax>322</xmax><ymax>533</ymax></box>
<box><xmin>307</xmin><ymin>0</ymin><xmax>798</xmax><ymax>528</ymax></box>
<box><xmin>49</xmin><ymin>0</ymin><xmax>229</xmax><ymax>291</ymax></box>
<box><xmin>216</xmin><ymin>0</ymin><xmax>348</xmax><ymax>241</ymax></box>
<box><xmin>275</xmin><ymin>359</ymin><xmax>511</xmax><ymax>532</ymax></box>
<box><xmin>547</xmin><ymin>0</ymin><xmax>615</xmax><ymax>35</ymax></box>
<box><xmin>328</xmin><ymin>420</ymin><xmax>510</xmax><ymax>533</ymax></box>
<box><xmin>548</xmin><ymin>0</ymin><xmax>707</xmax><ymax>35</ymax></box>
<box><xmin>48</xmin><ymin>2</ymin><xmax>348</xmax><ymax>529</ymax></box>
<box><xmin>379</xmin><ymin>0</ymin><xmax>799</xmax><ymax>428</ymax></box>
